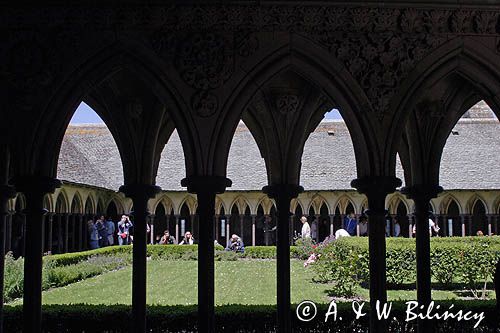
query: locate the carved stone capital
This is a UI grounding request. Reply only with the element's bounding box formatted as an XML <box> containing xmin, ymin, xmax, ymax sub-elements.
<box><xmin>13</xmin><ymin>176</ymin><xmax>61</xmax><ymax>196</ymax></box>
<box><xmin>181</xmin><ymin>176</ymin><xmax>231</xmax><ymax>194</ymax></box>
<box><xmin>400</xmin><ymin>184</ymin><xmax>443</xmax><ymax>201</ymax></box>
<box><xmin>119</xmin><ymin>184</ymin><xmax>161</xmax><ymax>201</ymax></box>
<box><xmin>262</xmin><ymin>184</ymin><xmax>303</xmax><ymax>201</ymax></box>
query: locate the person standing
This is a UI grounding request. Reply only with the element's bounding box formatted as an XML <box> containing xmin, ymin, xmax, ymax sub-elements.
<box><xmin>117</xmin><ymin>215</ymin><xmax>133</xmax><ymax>245</ymax></box>
<box><xmin>88</xmin><ymin>220</ymin><xmax>99</xmax><ymax>250</ymax></box>
<box><xmin>300</xmin><ymin>216</ymin><xmax>311</xmax><ymax>239</ymax></box>
<box><xmin>344</xmin><ymin>213</ymin><xmax>358</xmax><ymax>236</ymax></box>
<box><xmin>96</xmin><ymin>216</ymin><xmax>108</xmax><ymax>247</ymax></box>
<box><xmin>358</xmin><ymin>216</ymin><xmax>368</xmax><ymax>236</ymax></box>
<box><xmin>105</xmin><ymin>217</ymin><xmax>115</xmax><ymax>246</ymax></box>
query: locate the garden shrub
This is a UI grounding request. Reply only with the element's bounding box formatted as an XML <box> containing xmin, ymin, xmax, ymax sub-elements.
<box><xmin>242</xmin><ymin>246</ymin><xmax>276</xmax><ymax>259</ymax></box>
<box><xmin>306</xmin><ymin>236</ymin><xmax>500</xmax><ymax>295</ymax></box>
<box><xmin>45</xmin><ymin>246</ymin><xmax>132</xmax><ymax>266</ymax></box>
<box><xmin>430</xmin><ymin>245</ymin><xmax>459</xmax><ymax>284</ymax></box>
<box><xmin>458</xmin><ymin>240</ymin><xmax>499</xmax><ymax>299</ymax></box>
<box><xmin>3</xmin><ymin>301</ymin><xmax>498</xmax><ymax>332</ymax></box>
<box><xmin>215</xmin><ymin>250</ymin><xmax>239</xmax><ymax>261</ymax></box>
<box><xmin>43</xmin><ymin>255</ymin><xmax>128</xmax><ymax>289</ymax></box>
<box><xmin>386</xmin><ymin>245</ymin><xmax>416</xmax><ymax>285</ymax></box>
<box><xmin>294</xmin><ymin>238</ymin><xmax>316</xmax><ymax>260</ymax></box>
<box><xmin>4</xmin><ymin>252</ymin><xmax>24</xmax><ymax>302</ymax></box>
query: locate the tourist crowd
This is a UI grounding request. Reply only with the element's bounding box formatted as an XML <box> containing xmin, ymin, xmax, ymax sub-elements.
<box><xmin>87</xmin><ymin>215</ymin><xmax>245</xmax><ymax>253</ymax></box>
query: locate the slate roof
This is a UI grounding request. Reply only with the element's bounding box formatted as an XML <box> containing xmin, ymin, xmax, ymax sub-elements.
<box><xmin>58</xmin><ymin>115</ymin><xmax>500</xmax><ymax>192</ymax></box>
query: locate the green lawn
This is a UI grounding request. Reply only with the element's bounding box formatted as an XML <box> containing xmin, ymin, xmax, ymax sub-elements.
<box><xmin>9</xmin><ymin>259</ymin><xmax>463</xmax><ymax>306</ymax></box>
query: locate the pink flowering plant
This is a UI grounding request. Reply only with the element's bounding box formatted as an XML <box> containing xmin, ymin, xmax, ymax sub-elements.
<box><xmin>303</xmin><ymin>236</ymin><xmax>367</xmax><ymax>297</ymax></box>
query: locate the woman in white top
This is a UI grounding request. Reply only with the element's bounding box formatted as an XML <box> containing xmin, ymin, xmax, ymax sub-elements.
<box><xmin>300</xmin><ymin>216</ymin><xmax>311</xmax><ymax>239</ymax></box>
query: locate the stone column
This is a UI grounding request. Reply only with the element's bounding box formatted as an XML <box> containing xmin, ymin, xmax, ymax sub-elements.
<box><xmin>175</xmin><ymin>215</ymin><xmax>180</xmax><ymax>242</ymax></box>
<box><xmin>191</xmin><ymin>214</ymin><xmax>197</xmax><ymax>238</ymax></box>
<box><xmin>264</xmin><ymin>214</ymin><xmax>270</xmax><ymax>246</ymax></box>
<box><xmin>47</xmin><ymin>213</ymin><xmax>54</xmax><ymax>254</ymax></box>
<box><xmin>329</xmin><ymin>214</ymin><xmax>334</xmax><ymax>237</ymax></box>
<box><xmin>0</xmin><ymin>185</ymin><xmax>16</xmax><ymax>332</ymax></box>
<box><xmin>251</xmin><ymin>215</ymin><xmax>256</xmax><ymax>246</ymax></box>
<box><xmin>263</xmin><ymin>184</ymin><xmax>303</xmax><ymax>333</ymax></box>
<box><xmin>120</xmin><ymin>184</ymin><xmax>160</xmax><ymax>333</ymax></box>
<box><xmin>70</xmin><ymin>214</ymin><xmax>76</xmax><ymax>252</ymax></box>
<box><xmin>408</xmin><ymin>214</ymin><xmax>414</xmax><ymax>238</ymax></box>
<box><xmin>15</xmin><ymin>176</ymin><xmax>60</xmax><ymax>333</ymax></box>
<box><xmin>149</xmin><ymin>214</ymin><xmax>155</xmax><ymax>244</ymax></box>
<box><xmin>64</xmin><ymin>214</ymin><xmax>69</xmax><ymax>253</ymax></box>
<box><xmin>494</xmin><ymin>215</ymin><xmax>499</xmax><ymax>235</ymax></box>
<box><xmin>402</xmin><ymin>184</ymin><xmax>442</xmax><ymax>333</ymax></box>
<box><xmin>240</xmin><ymin>214</ymin><xmax>245</xmax><ymax>242</ymax></box>
<box><xmin>83</xmin><ymin>214</ymin><xmax>89</xmax><ymax>250</ymax></box>
<box><xmin>182</xmin><ymin>176</ymin><xmax>231</xmax><ymax>333</ymax></box>
<box><xmin>352</xmin><ymin>176</ymin><xmax>401</xmax><ymax>333</ymax></box>
<box><xmin>313</xmin><ymin>214</ymin><xmax>319</xmax><ymax>242</ymax></box>
<box><xmin>225</xmin><ymin>216</ymin><xmax>230</xmax><ymax>247</ymax></box>
<box><xmin>78</xmin><ymin>214</ymin><xmax>83</xmax><ymax>251</ymax></box>
<box><xmin>460</xmin><ymin>214</ymin><xmax>467</xmax><ymax>237</ymax></box>
<box><xmin>487</xmin><ymin>214</ymin><xmax>494</xmax><ymax>236</ymax></box>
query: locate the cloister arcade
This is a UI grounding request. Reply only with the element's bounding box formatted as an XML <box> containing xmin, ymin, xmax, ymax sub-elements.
<box><xmin>1</xmin><ymin>2</ymin><xmax>500</xmax><ymax>333</ymax></box>
<box><xmin>4</xmin><ymin>184</ymin><xmax>498</xmax><ymax>256</ymax></box>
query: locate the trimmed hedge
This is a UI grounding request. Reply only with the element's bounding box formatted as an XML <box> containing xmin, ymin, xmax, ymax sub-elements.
<box><xmin>307</xmin><ymin>236</ymin><xmax>500</xmax><ymax>296</ymax></box>
<box><xmin>43</xmin><ymin>245</ymin><xmax>301</xmax><ymax>266</ymax></box>
<box><xmin>3</xmin><ymin>301</ymin><xmax>498</xmax><ymax>332</ymax></box>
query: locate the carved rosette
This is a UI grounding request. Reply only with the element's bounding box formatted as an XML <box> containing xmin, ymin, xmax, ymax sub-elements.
<box><xmin>173</xmin><ymin>33</ymin><xmax>233</xmax><ymax>117</ymax></box>
<box><xmin>191</xmin><ymin>91</ymin><xmax>218</xmax><ymax>118</ymax></box>
<box><xmin>276</xmin><ymin>95</ymin><xmax>300</xmax><ymax>115</ymax></box>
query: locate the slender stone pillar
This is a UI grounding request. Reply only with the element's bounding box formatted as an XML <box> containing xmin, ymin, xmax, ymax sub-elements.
<box><xmin>251</xmin><ymin>215</ymin><xmax>256</xmax><ymax>246</ymax></box>
<box><xmin>120</xmin><ymin>184</ymin><xmax>160</xmax><ymax>333</ymax></box>
<box><xmin>64</xmin><ymin>214</ymin><xmax>69</xmax><ymax>253</ymax></box>
<box><xmin>351</xmin><ymin>176</ymin><xmax>401</xmax><ymax>333</ymax></box>
<box><xmin>314</xmin><ymin>214</ymin><xmax>320</xmax><ymax>242</ymax></box>
<box><xmin>181</xmin><ymin>176</ymin><xmax>231</xmax><ymax>333</ymax></box>
<box><xmin>149</xmin><ymin>215</ymin><xmax>155</xmax><ymax>244</ymax></box>
<box><xmin>175</xmin><ymin>215</ymin><xmax>180</xmax><ymax>243</ymax></box>
<box><xmin>14</xmin><ymin>176</ymin><xmax>60</xmax><ymax>333</ymax></box>
<box><xmin>78</xmin><ymin>214</ymin><xmax>83</xmax><ymax>251</ymax></box>
<box><xmin>239</xmin><ymin>214</ymin><xmax>245</xmax><ymax>242</ymax></box>
<box><xmin>263</xmin><ymin>184</ymin><xmax>303</xmax><ymax>333</ymax></box>
<box><xmin>226</xmin><ymin>216</ymin><xmax>230</xmax><ymax>247</ymax></box>
<box><xmin>460</xmin><ymin>214</ymin><xmax>467</xmax><ymax>236</ymax></box>
<box><xmin>264</xmin><ymin>214</ymin><xmax>270</xmax><ymax>246</ymax></box>
<box><xmin>402</xmin><ymin>184</ymin><xmax>442</xmax><ymax>333</ymax></box>
<box><xmin>0</xmin><ymin>185</ymin><xmax>16</xmax><ymax>333</ymax></box>
<box><xmin>487</xmin><ymin>214</ymin><xmax>494</xmax><ymax>236</ymax></box>
<box><xmin>329</xmin><ymin>214</ymin><xmax>334</xmax><ymax>236</ymax></box>
<box><xmin>408</xmin><ymin>214</ymin><xmax>414</xmax><ymax>238</ymax></box>
<box><xmin>70</xmin><ymin>214</ymin><xmax>75</xmax><ymax>251</ymax></box>
<box><xmin>83</xmin><ymin>214</ymin><xmax>89</xmax><ymax>250</ymax></box>
<box><xmin>47</xmin><ymin>213</ymin><xmax>54</xmax><ymax>254</ymax></box>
